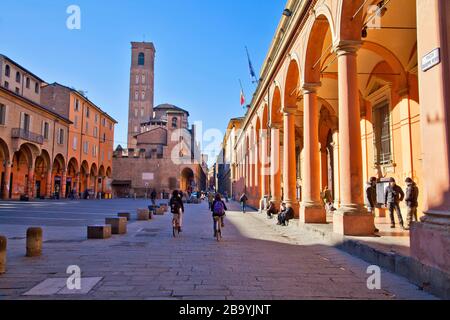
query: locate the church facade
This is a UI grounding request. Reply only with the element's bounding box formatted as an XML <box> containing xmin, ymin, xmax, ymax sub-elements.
<box><xmin>112</xmin><ymin>42</ymin><xmax>206</xmax><ymax>198</ymax></box>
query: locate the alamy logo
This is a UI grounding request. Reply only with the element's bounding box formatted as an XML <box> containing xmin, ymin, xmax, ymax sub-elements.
<box><xmin>66</xmin><ymin>265</ymin><xmax>81</xmax><ymax>290</ymax></box>
<box><xmin>366</xmin><ymin>265</ymin><xmax>381</xmax><ymax>290</ymax></box>
<box><xmin>66</xmin><ymin>5</ymin><xmax>81</xmax><ymax>30</ymax></box>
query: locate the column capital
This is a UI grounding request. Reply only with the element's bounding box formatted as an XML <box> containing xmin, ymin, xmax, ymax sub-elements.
<box><xmin>302</xmin><ymin>82</ymin><xmax>321</xmax><ymax>94</ymax></box>
<box><xmin>269</xmin><ymin>122</ymin><xmax>281</xmax><ymax>129</ymax></box>
<box><xmin>333</xmin><ymin>40</ymin><xmax>362</xmax><ymax>57</ymax></box>
<box><xmin>282</xmin><ymin>106</ymin><xmax>298</xmax><ymax>115</ymax></box>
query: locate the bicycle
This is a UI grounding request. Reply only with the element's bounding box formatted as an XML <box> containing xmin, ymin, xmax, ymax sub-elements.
<box><xmin>172</xmin><ymin>213</ymin><xmax>181</xmax><ymax>238</ymax></box>
<box><xmin>214</xmin><ymin>216</ymin><xmax>224</xmax><ymax>242</ymax></box>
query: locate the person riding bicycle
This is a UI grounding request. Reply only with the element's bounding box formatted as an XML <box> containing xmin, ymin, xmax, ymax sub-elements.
<box><xmin>170</xmin><ymin>190</ymin><xmax>185</xmax><ymax>233</ymax></box>
<box><xmin>211</xmin><ymin>193</ymin><xmax>227</xmax><ymax>238</ymax></box>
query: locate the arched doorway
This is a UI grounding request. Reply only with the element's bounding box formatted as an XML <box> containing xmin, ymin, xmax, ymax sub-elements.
<box><xmin>80</xmin><ymin>161</ymin><xmax>89</xmax><ymax>197</ymax></box>
<box><xmin>181</xmin><ymin>167</ymin><xmax>195</xmax><ymax>193</ymax></box>
<box><xmin>0</xmin><ymin>138</ymin><xmax>10</xmax><ymax>200</ymax></box>
<box><xmin>11</xmin><ymin>144</ymin><xmax>35</xmax><ymax>199</ymax></box>
<box><xmin>67</xmin><ymin>158</ymin><xmax>79</xmax><ymax>198</ymax></box>
<box><xmin>34</xmin><ymin>150</ymin><xmax>51</xmax><ymax>199</ymax></box>
<box><xmin>52</xmin><ymin>154</ymin><xmax>66</xmax><ymax>199</ymax></box>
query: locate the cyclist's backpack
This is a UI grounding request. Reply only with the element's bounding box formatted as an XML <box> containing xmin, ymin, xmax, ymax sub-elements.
<box><xmin>213</xmin><ymin>201</ymin><xmax>225</xmax><ymax>216</ymax></box>
<box><xmin>171</xmin><ymin>199</ymin><xmax>181</xmax><ymax>214</ymax></box>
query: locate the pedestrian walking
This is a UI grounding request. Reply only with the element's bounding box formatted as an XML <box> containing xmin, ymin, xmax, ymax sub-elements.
<box><xmin>384</xmin><ymin>178</ymin><xmax>406</xmax><ymax>229</ymax></box>
<box><xmin>404</xmin><ymin>177</ymin><xmax>419</xmax><ymax>230</ymax></box>
<box><xmin>365</xmin><ymin>177</ymin><xmax>380</xmax><ymax>233</ymax></box>
<box><xmin>239</xmin><ymin>193</ymin><xmax>248</xmax><ymax>213</ymax></box>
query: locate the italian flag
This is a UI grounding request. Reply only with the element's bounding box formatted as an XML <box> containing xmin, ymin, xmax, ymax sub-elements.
<box><xmin>240</xmin><ymin>89</ymin><xmax>246</xmax><ymax>106</ymax></box>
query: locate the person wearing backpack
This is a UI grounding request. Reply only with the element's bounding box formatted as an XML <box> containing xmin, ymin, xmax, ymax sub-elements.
<box><xmin>239</xmin><ymin>193</ymin><xmax>248</xmax><ymax>213</ymax></box>
<box><xmin>170</xmin><ymin>190</ymin><xmax>185</xmax><ymax>233</ymax></box>
<box><xmin>211</xmin><ymin>193</ymin><xmax>227</xmax><ymax>238</ymax></box>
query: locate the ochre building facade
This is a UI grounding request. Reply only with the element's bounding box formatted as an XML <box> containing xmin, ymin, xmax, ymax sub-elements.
<box><xmin>0</xmin><ymin>54</ymin><xmax>116</xmax><ymax>200</ymax></box>
<box><xmin>225</xmin><ymin>0</ymin><xmax>450</xmax><ymax>275</ymax></box>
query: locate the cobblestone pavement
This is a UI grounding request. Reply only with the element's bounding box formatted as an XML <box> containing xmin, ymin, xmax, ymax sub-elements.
<box><xmin>0</xmin><ymin>199</ymin><xmax>436</xmax><ymax>300</ymax></box>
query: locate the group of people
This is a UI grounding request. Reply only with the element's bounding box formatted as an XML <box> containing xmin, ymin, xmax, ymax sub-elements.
<box><xmin>168</xmin><ymin>176</ymin><xmax>419</xmax><ymax>238</ymax></box>
<box><xmin>240</xmin><ymin>193</ymin><xmax>294</xmax><ymax>227</ymax></box>
<box><xmin>365</xmin><ymin>177</ymin><xmax>419</xmax><ymax>231</ymax></box>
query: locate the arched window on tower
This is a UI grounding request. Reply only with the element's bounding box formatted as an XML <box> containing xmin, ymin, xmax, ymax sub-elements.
<box><xmin>172</xmin><ymin>117</ymin><xmax>178</xmax><ymax>128</ymax></box>
<box><xmin>138</xmin><ymin>52</ymin><xmax>145</xmax><ymax>66</ymax></box>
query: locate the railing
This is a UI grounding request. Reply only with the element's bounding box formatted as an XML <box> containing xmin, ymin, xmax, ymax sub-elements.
<box><xmin>11</xmin><ymin>128</ymin><xmax>44</xmax><ymax>145</ymax></box>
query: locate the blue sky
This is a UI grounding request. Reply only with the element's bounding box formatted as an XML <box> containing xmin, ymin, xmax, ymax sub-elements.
<box><xmin>0</xmin><ymin>0</ymin><xmax>285</xmax><ymax>162</ymax></box>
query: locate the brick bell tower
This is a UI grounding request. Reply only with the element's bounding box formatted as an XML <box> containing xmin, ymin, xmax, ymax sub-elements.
<box><xmin>127</xmin><ymin>41</ymin><xmax>156</xmax><ymax>148</ymax></box>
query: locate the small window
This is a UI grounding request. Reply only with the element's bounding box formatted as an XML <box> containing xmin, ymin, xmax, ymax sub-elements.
<box><xmin>73</xmin><ymin>136</ymin><xmax>78</xmax><ymax>150</ymax></box>
<box><xmin>43</xmin><ymin>122</ymin><xmax>49</xmax><ymax>140</ymax></box>
<box><xmin>103</xmin><ymin>133</ymin><xmax>106</xmax><ymax>143</ymax></box>
<box><xmin>135</xmin><ymin>75</ymin><xmax>139</xmax><ymax>85</ymax></box>
<box><xmin>138</xmin><ymin>52</ymin><xmax>145</xmax><ymax>66</ymax></box>
<box><xmin>102</xmin><ymin>118</ymin><xmax>106</xmax><ymax>126</ymax></box>
<box><xmin>93</xmin><ymin>127</ymin><xmax>98</xmax><ymax>138</ymax></box>
<box><xmin>373</xmin><ymin>101</ymin><xmax>392</xmax><ymax>165</ymax></box>
<box><xmin>135</xmin><ymin>91</ymin><xmax>139</xmax><ymax>101</ymax></box>
<box><xmin>86</xmin><ymin>107</ymin><xmax>90</xmax><ymax>118</ymax></box>
<box><xmin>108</xmin><ymin>151</ymin><xmax>112</xmax><ymax>160</ymax></box>
<box><xmin>74</xmin><ymin>115</ymin><xmax>78</xmax><ymax>128</ymax></box>
<box><xmin>141</xmin><ymin>91</ymin><xmax>145</xmax><ymax>100</ymax></box>
<box><xmin>15</xmin><ymin>87</ymin><xmax>20</xmax><ymax>95</ymax></box>
<box><xmin>134</xmin><ymin>109</ymin><xmax>138</xmax><ymax>117</ymax></box>
<box><xmin>35</xmin><ymin>82</ymin><xmax>39</xmax><ymax>94</ymax></box>
<box><xmin>83</xmin><ymin>141</ymin><xmax>89</xmax><ymax>154</ymax></box>
<box><xmin>58</xmin><ymin>128</ymin><xmax>65</xmax><ymax>145</ymax></box>
<box><xmin>142</xmin><ymin>75</ymin><xmax>146</xmax><ymax>84</ymax></box>
<box><xmin>0</xmin><ymin>104</ymin><xmax>6</xmax><ymax>125</ymax></box>
<box><xmin>5</xmin><ymin>65</ymin><xmax>10</xmax><ymax>77</ymax></box>
<box><xmin>16</xmin><ymin>72</ymin><xmax>21</xmax><ymax>83</ymax></box>
<box><xmin>95</xmin><ymin>114</ymin><xmax>98</xmax><ymax>124</ymax></box>
<box><xmin>140</xmin><ymin>109</ymin><xmax>144</xmax><ymax>117</ymax></box>
<box><xmin>4</xmin><ymin>81</ymin><xmax>9</xmax><ymax>89</ymax></box>
<box><xmin>21</xmin><ymin>113</ymin><xmax>30</xmax><ymax>132</ymax></box>
<box><xmin>92</xmin><ymin>145</ymin><xmax>97</xmax><ymax>157</ymax></box>
<box><xmin>75</xmin><ymin>99</ymin><xmax>79</xmax><ymax>111</ymax></box>
<box><xmin>26</xmin><ymin>77</ymin><xmax>30</xmax><ymax>89</ymax></box>
<box><xmin>85</xmin><ymin>122</ymin><xmax>89</xmax><ymax>133</ymax></box>
<box><xmin>172</xmin><ymin>117</ymin><xmax>178</xmax><ymax>128</ymax></box>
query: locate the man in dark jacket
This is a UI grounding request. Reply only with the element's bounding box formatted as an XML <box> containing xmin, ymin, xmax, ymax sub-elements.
<box><xmin>365</xmin><ymin>177</ymin><xmax>379</xmax><ymax>233</ymax></box>
<box><xmin>384</xmin><ymin>178</ymin><xmax>405</xmax><ymax>229</ymax></box>
<box><xmin>277</xmin><ymin>203</ymin><xmax>294</xmax><ymax>226</ymax></box>
<box><xmin>404</xmin><ymin>177</ymin><xmax>419</xmax><ymax>230</ymax></box>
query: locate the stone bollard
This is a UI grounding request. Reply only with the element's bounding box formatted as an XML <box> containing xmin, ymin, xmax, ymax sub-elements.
<box><xmin>26</xmin><ymin>227</ymin><xmax>43</xmax><ymax>257</ymax></box>
<box><xmin>105</xmin><ymin>217</ymin><xmax>127</xmax><ymax>235</ymax></box>
<box><xmin>118</xmin><ymin>212</ymin><xmax>131</xmax><ymax>221</ymax></box>
<box><xmin>137</xmin><ymin>208</ymin><xmax>150</xmax><ymax>221</ymax></box>
<box><xmin>0</xmin><ymin>235</ymin><xmax>7</xmax><ymax>274</ymax></box>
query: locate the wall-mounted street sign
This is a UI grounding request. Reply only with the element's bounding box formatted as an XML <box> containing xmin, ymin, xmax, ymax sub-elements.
<box><xmin>142</xmin><ymin>173</ymin><xmax>154</xmax><ymax>181</ymax></box>
<box><xmin>422</xmin><ymin>48</ymin><xmax>441</xmax><ymax>72</ymax></box>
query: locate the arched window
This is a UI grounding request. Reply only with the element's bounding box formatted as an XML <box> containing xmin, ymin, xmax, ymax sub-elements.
<box><xmin>16</xmin><ymin>72</ymin><xmax>21</xmax><ymax>83</ymax></box>
<box><xmin>5</xmin><ymin>65</ymin><xmax>10</xmax><ymax>77</ymax></box>
<box><xmin>172</xmin><ymin>117</ymin><xmax>178</xmax><ymax>128</ymax></box>
<box><xmin>138</xmin><ymin>52</ymin><xmax>145</xmax><ymax>66</ymax></box>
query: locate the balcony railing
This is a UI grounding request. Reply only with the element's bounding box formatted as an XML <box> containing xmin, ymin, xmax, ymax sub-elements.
<box><xmin>11</xmin><ymin>128</ymin><xmax>44</xmax><ymax>145</ymax></box>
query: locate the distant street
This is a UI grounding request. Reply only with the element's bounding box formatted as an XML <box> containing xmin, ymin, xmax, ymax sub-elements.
<box><xmin>0</xmin><ymin>199</ymin><xmax>436</xmax><ymax>300</ymax></box>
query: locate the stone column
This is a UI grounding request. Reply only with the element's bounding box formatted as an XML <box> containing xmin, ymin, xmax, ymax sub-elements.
<box><xmin>300</xmin><ymin>83</ymin><xmax>326</xmax><ymax>223</ymax></box>
<box><xmin>283</xmin><ymin>108</ymin><xmax>299</xmax><ymax>217</ymax></box>
<box><xmin>411</xmin><ymin>0</ymin><xmax>450</xmax><ymax>273</ymax></box>
<box><xmin>46</xmin><ymin>169</ymin><xmax>53</xmax><ymax>198</ymax></box>
<box><xmin>270</xmin><ymin>124</ymin><xmax>281</xmax><ymax>207</ymax></box>
<box><xmin>93</xmin><ymin>175</ymin><xmax>98</xmax><ymax>198</ymax></box>
<box><xmin>61</xmin><ymin>171</ymin><xmax>67</xmax><ymax>199</ymax></box>
<box><xmin>260</xmin><ymin>130</ymin><xmax>268</xmax><ymax>202</ymax></box>
<box><xmin>333</xmin><ymin>41</ymin><xmax>375</xmax><ymax>236</ymax></box>
<box><xmin>2</xmin><ymin>161</ymin><xmax>11</xmax><ymax>200</ymax></box>
<box><xmin>27</xmin><ymin>166</ymin><xmax>35</xmax><ymax>199</ymax></box>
